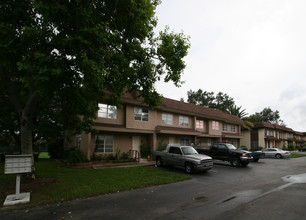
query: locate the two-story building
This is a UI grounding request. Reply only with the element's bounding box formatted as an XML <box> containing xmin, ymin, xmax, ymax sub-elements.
<box><xmin>241</xmin><ymin>122</ymin><xmax>305</xmax><ymax>150</ymax></box>
<box><xmin>66</xmin><ymin>92</ymin><xmax>244</xmax><ymax>160</ymax></box>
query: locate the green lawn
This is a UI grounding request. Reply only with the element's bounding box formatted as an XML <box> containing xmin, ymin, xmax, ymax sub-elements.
<box><xmin>0</xmin><ymin>160</ymin><xmax>190</xmax><ymax>209</ymax></box>
<box><xmin>290</xmin><ymin>153</ymin><xmax>306</xmax><ymax>158</ymax></box>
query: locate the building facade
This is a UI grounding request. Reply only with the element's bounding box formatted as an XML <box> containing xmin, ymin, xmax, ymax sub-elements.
<box><xmin>66</xmin><ymin>93</ymin><xmax>244</xmax><ymax>160</ymax></box>
<box><xmin>241</xmin><ymin>122</ymin><xmax>306</xmax><ymax>150</ymax></box>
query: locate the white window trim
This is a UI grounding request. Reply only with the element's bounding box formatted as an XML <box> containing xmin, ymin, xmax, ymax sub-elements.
<box><xmin>98</xmin><ymin>103</ymin><xmax>117</xmax><ymax>119</ymax></box>
<box><xmin>179</xmin><ymin>116</ymin><xmax>189</xmax><ymax>127</ymax></box>
<box><xmin>162</xmin><ymin>113</ymin><xmax>173</xmax><ymax>125</ymax></box>
<box><xmin>196</xmin><ymin>120</ymin><xmax>204</xmax><ymax>129</ymax></box>
<box><xmin>95</xmin><ymin>135</ymin><xmax>114</xmax><ymax>153</ymax></box>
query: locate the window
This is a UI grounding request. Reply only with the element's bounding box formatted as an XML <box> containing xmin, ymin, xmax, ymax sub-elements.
<box><xmin>231</xmin><ymin>125</ymin><xmax>236</xmax><ymax>132</ymax></box>
<box><xmin>212</xmin><ymin>121</ymin><xmax>219</xmax><ymax>130</ymax></box>
<box><xmin>134</xmin><ymin>107</ymin><xmax>149</xmax><ymax>121</ymax></box>
<box><xmin>162</xmin><ymin>113</ymin><xmax>173</xmax><ymax>125</ymax></box>
<box><xmin>196</xmin><ymin>120</ymin><xmax>204</xmax><ymax>129</ymax></box>
<box><xmin>222</xmin><ymin>123</ymin><xmax>227</xmax><ymax>131</ymax></box>
<box><xmin>96</xmin><ymin>135</ymin><xmax>114</xmax><ymax>153</ymax></box>
<box><xmin>180</xmin><ymin>138</ymin><xmax>190</xmax><ymax>145</ymax></box>
<box><xmin>179</xmin><ymin>116</ymin><xmax>189</xmax><ymax>127</ymax></box>
<box><xmin>76</xmin><ymin>136</ymin><xmax>81</xmax><ymax>150</ymax></box>
<box><xmin>98</xmin><ymin>104</ymin><xmax>117</xmax><ymax>119</ymax></box>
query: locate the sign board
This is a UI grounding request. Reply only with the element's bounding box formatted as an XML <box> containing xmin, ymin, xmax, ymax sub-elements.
<box><xmin>4</xmin><ymin>155</ymin><xmax>32</xmax><ymax>174</ymax></box>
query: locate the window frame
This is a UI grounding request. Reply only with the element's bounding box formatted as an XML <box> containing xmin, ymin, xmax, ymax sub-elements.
<box><xmin>162</xmin><ymin>113</ymin><xmax>173</xmax><ymax>125</ymax></box>
<box><xmin>134</xmin><ymin>107</ymin><xmax>149</xmax><ymax>122</ymax></box>
<box><xmin>212</xmin><ymin>121</ymin><xmax>219</xmax><ymax>130</ymax></box>
<box><xmin>196</xmin><ymin>120</ymin><xmax>204</xmax><ymax>129</ymax></box>
<box><xmin>230</xmin><ymin>124</ymin><xmax>236</xmax><ymax>132</ymax></box>
<box><xmin>222</xmin><ymin>123</ymin><xmax>227</xmax><ymax>131</ymax></box>
<box><xmin>98</xmin><ymin>103</ymin><xmax>117</xmax><ymax>119</ymax></box>
<box><xmin>75</xmin><ymin>135</ymin><xmax>82</xmax><ymax>150</ymax></box>
<box><xmin>179</xmin><ymin>116</ymin><xmax>189</xmax><ymax>127</ymax></box>
<box><xmin>95</xmin><ymin>135</ymin><xmax>114</xmax><ymax>153</ymax></box>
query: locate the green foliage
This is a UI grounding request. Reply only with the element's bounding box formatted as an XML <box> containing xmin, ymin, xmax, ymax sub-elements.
<box><xmin>140</xmin><ymin>144</ymin><xmax>151</xmax><ymax>158</ymax></box>
<box><xmin>120</xmin><ymin>152</ymin><xmax>129</xmax><ymax>160</ymax></box>
<box><xmin>246</xmin><ymin>107</ymin><xmax>285</xmax><ymax>125</ymax></box>
<box><xmin>0</xmin><ymin>1</ymin><xmax>190</xmax><ymax>156</ymax></box>
<box><xmin>48</xmin><ymin>141</ymin><xmax>64</xmax><ymax>159</ymax></box>
<box><xmin>158</xmin><ymin>141</ymin><xmax>167</xmax><ymax>151</ymax></box>
<box><xmin>187</xmin><ymin>89</ymin><xmax>235</xmax><ymax>113</ymax></box>
<box><xmin>67</xmin><ymin>149</ymin><xmax>88</xmax><ymax>164</ymax></box>
<box><xmin>288</xmin><ymin>144</ymin><xmax>295</xmax><ymax>151</ymax></box>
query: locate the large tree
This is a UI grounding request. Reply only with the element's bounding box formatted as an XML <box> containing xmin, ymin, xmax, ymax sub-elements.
<box><xmin>187</xmin><ymin>89</ymin><xmax>235</xmax><ymax>113</ymax></box>
<box><xmin>0</xmin><ymin>1</ymin><xmax>190</xmax><ymax>162</ymax></box>
<box><xmin>246</xmin><ymin>107</ymin><xmax>285</xmax><ymax>125</ymax></box>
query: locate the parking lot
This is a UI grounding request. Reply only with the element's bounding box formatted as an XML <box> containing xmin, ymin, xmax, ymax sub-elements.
<box><xmin>2</xmin><ymin>156</ymin><xmax>306</xmax><ymax>220</ymax></box>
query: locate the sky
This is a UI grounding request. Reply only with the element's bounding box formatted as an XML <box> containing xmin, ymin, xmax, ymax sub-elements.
<box><xmin>154</xmin><ymin>0</ymin><xmax>306</xmax><ymax>132</ymax></box>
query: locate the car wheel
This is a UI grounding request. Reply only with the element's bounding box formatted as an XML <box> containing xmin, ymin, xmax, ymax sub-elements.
<box><xmin>230</xmin><ymin>158</ymin><xmax>241</xmax><ymax>167</ymax></box>
<box><xmin>253</xmin><ymin>158</ymin><xmax>259</xmax><ymax>162</ymax></box>
<box><xmin>241</xmin><ymin>162</ymin><xmax>249</xmax><ymax>167</ymax></box>
<box><xmin>185</xmin><ymin>163</ymin><xmax>193</xmax><ymax>174</ymax></box>
<box><xmin>156</xmin><ymin>157</ymin><xmax>163</xmax><ymax>167</ymax></box>
<box><xmin>275</xmin><ymin>154</ymin><xmax>282</xmax><ymax>159</ymax></box>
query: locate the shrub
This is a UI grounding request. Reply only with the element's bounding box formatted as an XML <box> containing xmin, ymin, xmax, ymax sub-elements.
<box><xmin>288</xmin><ymin>144</ymin><xmax>295</xmax><ymax>151</ymax></box>
<box><xmin>48</xmin><ymin>141</ymin><xmax>64</xmax><ymax>159</ymax></box>
<box><xmin>91</xmin><ymin>154</ymin><xmax>104</xmax><ymax>161</ymax></box>
<box><xmin>158</xmin><ymin>141</ymin><xmax>167</xmax><ymax>151</ymax></box>
<box><xmin>67</xmin><ymin>149</ymin><xmax>88</xmax><ymax>163</ymax></box>
<box><xmin>140</xmin><ymin>144</ymin><xmax>151</xmax><ymax>158</ymax></box>
<box><xmin>120</xmin><ymin>152</ymin><xmax>129</xmax><ymax>160</ymax></box>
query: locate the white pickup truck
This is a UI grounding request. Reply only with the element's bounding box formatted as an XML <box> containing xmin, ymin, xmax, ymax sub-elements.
<box><xmin>153</xmin><ymin>145</ymin><xmax>213</xmax><ymax>173</ymax></box>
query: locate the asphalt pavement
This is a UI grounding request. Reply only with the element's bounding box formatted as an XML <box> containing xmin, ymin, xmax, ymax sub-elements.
<box><xmin>1</xmin><ymin>156</ymin><xmax>306</xmax><ymax>220</ymax></box>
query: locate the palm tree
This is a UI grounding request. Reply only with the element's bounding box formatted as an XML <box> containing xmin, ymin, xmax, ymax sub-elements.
<box><xmin>229</xmin><ymin>105</ymin><xmax>254</xmax><ymax>131</ymax></box>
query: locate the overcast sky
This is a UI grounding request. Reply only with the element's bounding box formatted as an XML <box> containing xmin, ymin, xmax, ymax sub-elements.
<box><xmin>154</xmin><ymin>0</ymin><xmax>306</xmax><ymax>132</ymax></box>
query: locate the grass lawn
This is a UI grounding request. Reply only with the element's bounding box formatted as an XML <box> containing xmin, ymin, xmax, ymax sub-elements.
<box><xmin>0</xmin><ymin>159</ymin><xmax>190</xmax><ymax>210</ymax></box>
<box><xmin>290</xmin><ymin>153</ymin><xmax>306</xmax><ymax>158</ymax></box>
<box><xmin>38</xmin><ymin>152</ymin><xmax>50</xmax><ymax>159</ymax></box>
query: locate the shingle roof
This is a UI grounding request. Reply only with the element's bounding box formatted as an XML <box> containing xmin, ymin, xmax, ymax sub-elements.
<box><xmin>253</xmin><ymin>122</ymin><xmax>295</xmax><ymax>133</ymax></box>
<box><xmin>122</xmin><ymin>92</ymin><xmax>243</xmax><ymax>125</ymax></box>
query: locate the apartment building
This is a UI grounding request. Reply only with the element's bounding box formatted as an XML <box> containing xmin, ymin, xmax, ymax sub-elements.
<box><xmin>241</xmin><ymin>122</ymin><xmax>306</xmax><ymax>150</ymax></box>
<box><xmin>66</xmin><ymin>92</ymin><xmax>244</xmax><ymax>160</ymax></box>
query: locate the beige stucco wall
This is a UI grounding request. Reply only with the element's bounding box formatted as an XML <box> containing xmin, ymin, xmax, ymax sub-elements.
<box><xmin>258</xmin><ymin>129</ymin><xmax>265</xmax><ymax>148</ymax></box>
<box><xmin>208</xmin><ymin>120</ymin><xmax>222</xmax><ymax>135</ymax></box>
<box><xmin>126</xmin><ymin>105</ymin><xmax>156</xmax><ymax>130</ymax></box>
<box><xmin>94</xmin><ymin>107</ymin><xmax>125</xmax><ymax>125</ymax></box>
<box><xmin>241</xmin><ymin>130</ymin><xmax>251</xmax><ymax>149</ymax></box>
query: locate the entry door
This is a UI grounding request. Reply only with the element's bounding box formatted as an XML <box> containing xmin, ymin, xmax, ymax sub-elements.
<box><xmin>132</xmin><ymin>136</ymin><xmax>141</xmax><ymax>152</ymax></box>
<box><xmin>169</xmin><ymin>137</ymin><xmax>175</xmax><ymax>144</ymax></box>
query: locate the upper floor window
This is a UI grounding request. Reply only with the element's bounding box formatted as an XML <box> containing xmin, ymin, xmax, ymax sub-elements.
<box><xmin>212</xmin><ymin>121</ymin><xmax>219</xmax><ymax>130</ymax></box>
<box><xmin>196</xmin><ymin>120</ymin><xmax>204</xmax><ymax>129</ymax></box>
<box><xmin>96</xmin><ymin>135</ymin><xmax>114</xmax><ymax>153</ymax></box>
<box><xmin>162</xmin><ymin>113</ymin><xmax>173</xmax><ymax>125</ymax></box>
<box><xmin>222</xmin><ymin>123</ymin><xmax>227</xmax><ymax>131</ymax></box>
<box><xmin>134</xmin><ymin>107</ymin><xmax>149</xmax><ymax>121</ymax></box>
<box><xmin>179</xmin><ymin>116</ymin><xmax>189</xmax><ymax>127</ymax></box>
<box><xmin>231</xmin><ymin>125</ymin><xmax>236</xmax><ymax>132</ymax></box>
<box><xmin>98</xmin><ymin>104</ymin><xmax>117</xmax><ymax>119</ymax></box>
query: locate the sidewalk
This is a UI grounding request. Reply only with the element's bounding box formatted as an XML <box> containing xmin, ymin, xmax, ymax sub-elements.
<box><xmin>92</xmin><ymin>158</ymin><xmax>155</xmax><ymax>169</ymax></box>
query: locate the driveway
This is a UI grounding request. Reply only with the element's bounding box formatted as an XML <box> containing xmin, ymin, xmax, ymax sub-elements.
<box><xmin>1</xmin><ymin>157</ymin><xmax>306</xmax><ymax>220</ymax></box>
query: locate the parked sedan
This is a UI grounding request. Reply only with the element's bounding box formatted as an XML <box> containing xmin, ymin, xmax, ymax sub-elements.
<box><xmin>257</xmin><ymin>148</ymin><xmax>290</xmax><ymax>159</ymax></box>
<box><xmin>238</xmin><ymin>147</ymin><xmax>265</xmax><ymax>162</ymax></box>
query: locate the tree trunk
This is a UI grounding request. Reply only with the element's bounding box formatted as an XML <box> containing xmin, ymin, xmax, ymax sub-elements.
<box><xmin>20</xmin><ymin>111</ymin><xmax>36</xmax><ymax>179</ymax></box>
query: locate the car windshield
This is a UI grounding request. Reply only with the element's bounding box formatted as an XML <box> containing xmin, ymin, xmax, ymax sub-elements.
<box><xmin>182</xmin><ymin>147</ymin><xmax>198</xmax><ymax>155</ymax></box>
<box><xmin>225</xmin><ymin>144</ymin><xmax>237</xmax><ymax>150</ymax></box>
